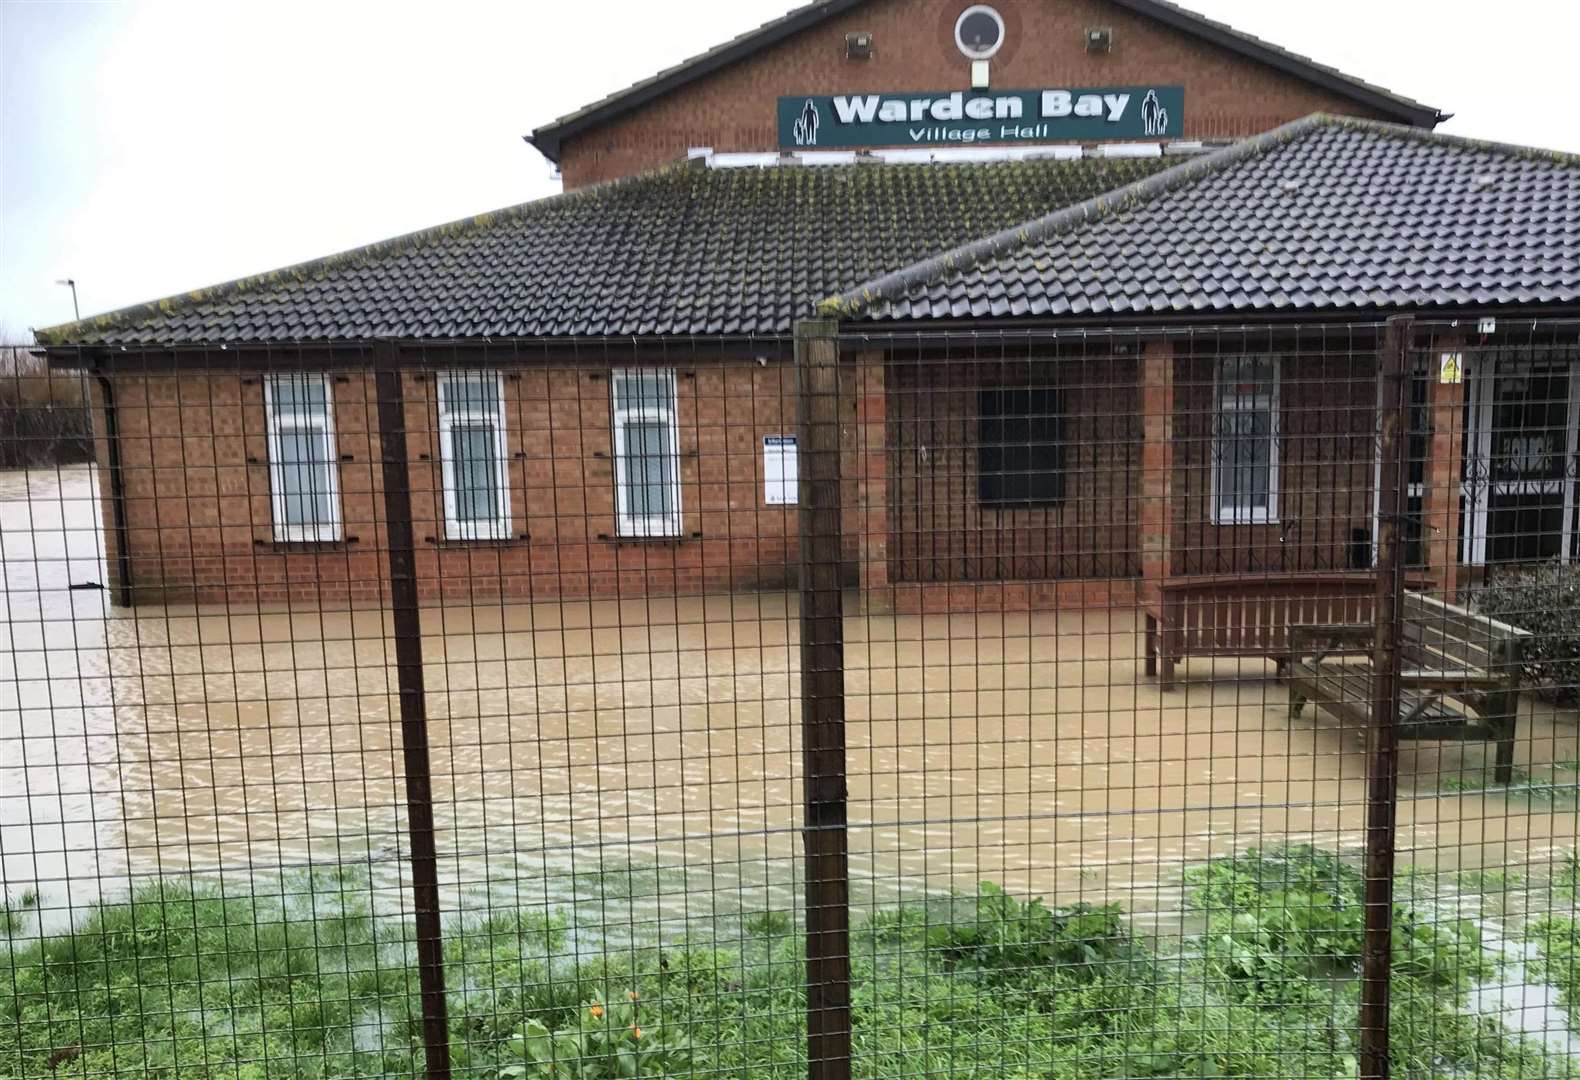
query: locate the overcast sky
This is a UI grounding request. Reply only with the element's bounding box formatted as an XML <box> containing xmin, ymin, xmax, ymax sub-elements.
<box><xmin>3</xmin><ymin>0</ymin><xmax>1577</xmax><ymax>338</ymax></box>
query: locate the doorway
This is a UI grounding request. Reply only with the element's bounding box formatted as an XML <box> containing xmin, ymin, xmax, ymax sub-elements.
<box><xmin>1463</xmin><ymin>354</ymin><xmax>1580</xmax><ymax>566</ymax></box>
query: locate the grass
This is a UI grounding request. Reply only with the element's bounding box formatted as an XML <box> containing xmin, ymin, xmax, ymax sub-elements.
<box><xmin>0</xmin><ymin>892</ymin><xmax>38</xmax><ymax>937</ymax></box>
<box><xmin>1439</xmin><ymin>766</ymin><xmax>1580</xmax><ymax>805</ymax></box>
<box><xmin>0</xmin><ymin>850</ymin><xmax>1572</xmax><ymax>1079</ymax></box>
<box><xmin>1459</xmin><ymin>868</ymin><xmax>1526</xmax><ymax>894</ymax></box>
<box><xmin>1529</xmin><ymin>916</ymin><xmax>1580</xmax><ymax>1035</ymax></box>
<box><xmin>1556</xmin><ymin>852</ymin><xmax>1580</xmax><ymax>900</ymax></box>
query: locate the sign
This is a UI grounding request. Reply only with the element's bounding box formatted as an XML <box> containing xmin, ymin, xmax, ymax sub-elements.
<box><xmin>1497</xmin><ymin>434</ymin><xmax>1558</xmax><ymax>480</ymax></box>
<box><xmin>764</xmin><ymin>436</ymin><xmax>798</xmax><ymax>505</ymax></box>
<box><xmin>1439</xmin><ymin>352</ymin><xmax>1464</xmax><ymax>385</ymax></box>
<box><xmin>778</xmin><ymin>86</ymin><xmax>1184</xmax><ymax>149</ymax></box>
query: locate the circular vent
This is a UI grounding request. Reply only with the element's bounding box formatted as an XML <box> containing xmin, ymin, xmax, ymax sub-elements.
<box><xmin>954</xmin><ymin>5</ymin><xmax>1005</xmax><ymax>59</ymax></box>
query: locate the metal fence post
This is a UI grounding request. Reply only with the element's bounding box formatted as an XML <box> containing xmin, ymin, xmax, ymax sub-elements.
<box><xmin>374</xmin><ymin>342</ymin><xmax>453</xmax><ymax>1080</ymax></box>
<box><xmin>794</xmin><ymin>318</ymin><xmax>853</xmax><ymax>1080</ymax></box>
<box><xmin>1360</xmin><ymin>314</ymin><xmax>1413</xmax><ymax>1080</ymax></box>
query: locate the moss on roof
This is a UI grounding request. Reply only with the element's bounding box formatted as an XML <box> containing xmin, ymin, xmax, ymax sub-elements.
<box><xmin>37</xmin><ymin>154</ymin><xmax>1176</xmax><ymax>347</ymax></box>
<box><xmin>830</xmin><ymin>114</ymin><xmax>1580</xmax><ymax>322</ymax></box>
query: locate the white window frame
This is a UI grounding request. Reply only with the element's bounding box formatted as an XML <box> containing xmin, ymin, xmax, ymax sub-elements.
<box><xmin>265</xmin><ymin>373</ymin><xmax>342</xmax><ymax>543</ymax></box>
<box><xmin>1211</xmin><ymin>357</ymin><xmax>1281</xmax><ymax>525</ymax></box>
<box><xmin>612</xmin><ymin>368</ymin><xmax>683</xmax><ymax>539</ymax></box>
<box><xmin>437</xmin><ymin>371</ymin><xmax>513</xmax><ymax>542</ymax></box>
<box><xmin>1461</xmin><ymin>358</ymin><xmax>1580</xmax><ymax>566</ymax></box>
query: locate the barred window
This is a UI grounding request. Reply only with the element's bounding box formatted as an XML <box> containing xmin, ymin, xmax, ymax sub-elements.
<box><xmin>612</xmin><ymin>369</ymin><xmax>682</xmax><ymax>538</ymax></box>
<box><xmin>1213</xmin><ymin>358</ymin><xmax>1280</xmax><ymax>524</ymax></box>
<box><xmin>979</xmin><ymin>386</ymin><xmax>1065</xmax><ymax>506</ymax></box>
<box><xmin>265</xmin><ymin>373</ymin><xmax>341</xmax><ymax>542</ymax></box>
<box><xmin>438</xmin><ymin>371</ymin><xmax>512</xmax><ymax>541</ymax></box>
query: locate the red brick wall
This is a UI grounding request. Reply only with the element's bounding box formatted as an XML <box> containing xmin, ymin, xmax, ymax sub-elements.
<box><xmin>1170</xmin><ymin>353</ymin><xmax>1379</xmax><ymax>576</ymax></box>
<box><xmin>557</xmin><ymin>0</ymin><xmax>1401</xmax><ymax>186</ymax></box>
<box><xmin>105</xmin><ymin>360</ymin><xmax>802</xmax><ymax>607</ymax></box>
<box><xmin>107</xmin><ymin>371</ymin><xmax>386</xmax><ymax>607</ymax></box>
<box><xmin>886</xmin><ymin>352</ymin><xmax>1142</xmax><ymax>584</ymax></box>
<box><xmin>98</xmin><ymin>349</ymin><xmax>1386</xmax><ymax>610</ymax></box>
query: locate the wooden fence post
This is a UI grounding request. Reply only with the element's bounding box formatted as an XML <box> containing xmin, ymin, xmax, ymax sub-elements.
<box><xmin>795</xmin><ymin>319</ymin><xmax>852</xmax><ymax>1080</ymax></box>
<box><xmin>374</xmin><ymin>343</ymin><xmax>452</xmax><ymax>1080</ymax></box>
<box><xmin>1360</xmin><ymin>315</ymin><xmax>1412</xmax><ymax>1080</ymax></box>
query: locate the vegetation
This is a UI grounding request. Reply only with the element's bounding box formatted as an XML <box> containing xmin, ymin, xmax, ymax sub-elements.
<box><xmin>0</xmin><ymin>348</ymin><xmax>92</xmax><ymax>469</ymax></box>
<box><xmin>1184</xmin><ymin>845</ymin><xmax>1492</xmax><ymax>1004</ymax></box>
<box><xmin>1529</xmin><ymin>916</ymin><xmax>1580</xmax><ymax>1032</ymax></box>
<box><xmin>0</xmin><ymin>892</ymin><xmax>38</xmax><ymax>937</ymax></box>
<box><xmin>1471</xmin><ymin>563</ymin><xmax>1580</xmax><ymax>704</ymax></box>
<box><xmin>1559</xmin><ymin>851</ymin><xmax>1580</xmax><ymax>901</ymax></box>
<box><xmin>1439</xmin><ymin>765</ymin><xmax>1580</xmax><ymax>805</ymax></box>
<box><xmin>0</xmin><ymin>850</ymin><xmax>1570</xmax><ymax>1079</ymax></box>
<box><xmin>1458</xmin><ymin>868</ymin><xmax>1524</xmax><ymax>894</ymax></box>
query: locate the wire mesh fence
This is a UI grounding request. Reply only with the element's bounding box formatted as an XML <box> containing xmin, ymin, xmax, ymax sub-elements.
<box><xmin>1</xmin><ymin>317</ymin><xmax>1579</xmax><ymax>1078</ymax></box>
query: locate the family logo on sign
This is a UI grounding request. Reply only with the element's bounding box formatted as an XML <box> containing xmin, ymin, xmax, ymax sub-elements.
<box><xmin>794</xmin><ymin>99</ymin><xmax>821</xmax><ymax>147</ymax></box>
<box><xmin>1140</xmin><ymin>89</ymin><xmax>1169</xmax><ymax>137</ymax></box>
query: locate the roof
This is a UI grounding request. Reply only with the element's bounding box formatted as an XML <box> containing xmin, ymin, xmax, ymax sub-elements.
<box><xmin>35</xmin><ymin>155</ymin><xmax>1175</xmax><ymax>347</ymax></box>
<box><xmin>525</xmin><ymin>0</ymin><xmax>1443</xmax><ymax>165</ymax></box>
<box><xmin>827</xmin><ymin>115</ymin><xmax>1580</xmax><ymax>322</ymax></box>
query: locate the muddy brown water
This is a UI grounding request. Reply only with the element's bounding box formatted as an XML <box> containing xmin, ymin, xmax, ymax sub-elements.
<box><xmin>2</xmin><ymin>465</ymin><xmax>1578</xmax><ymax>949</ymax></box>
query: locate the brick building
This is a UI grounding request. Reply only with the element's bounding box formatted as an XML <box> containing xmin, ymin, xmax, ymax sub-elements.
<box><xmin>38</xmin><ymin>1</ymin><xmax>1577</xmax><ymax>614</ymax></box>
<box><xmin>529</xmin><ymin>0</ymin><xmax>1439</xmax><ymax>187</ymax></box>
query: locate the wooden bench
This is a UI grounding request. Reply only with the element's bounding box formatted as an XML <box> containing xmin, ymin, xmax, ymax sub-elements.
<box><xmin>1143</xmin><ymin>572</ymin><xmax>1400</xmax><ymax>691</ymax></box>
<box><xmin>1284</xmin><ymin>592</ymin><xmax>1531</xmax><ymax>784</ymax></box>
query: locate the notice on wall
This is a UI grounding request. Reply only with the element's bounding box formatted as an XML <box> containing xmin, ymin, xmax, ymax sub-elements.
<box><xmin>764</xmin><ymin>436</ymin><xmax>799</xmax><ymax>505</ymax></box>
<box><xmin>1439</xmin><ymin>352</ymin><xmax>1465</xmax><ymax>385</ymax></box>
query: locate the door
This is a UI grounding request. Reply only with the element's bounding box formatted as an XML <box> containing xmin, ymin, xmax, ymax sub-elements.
<box><xmin>1464</xmin><ymin>356</ymin><xmax>1580</xmax><ymax>565</ymax></box>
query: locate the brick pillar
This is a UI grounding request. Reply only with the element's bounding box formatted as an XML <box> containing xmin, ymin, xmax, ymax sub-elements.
<box><xmin>854</xmin><ymin>349</ymin><xmax>891</xmax><ymax>613</ymax></box>
<box><xmin>1421</xmin><ymin>335</ymin><xmax>1465</xmax><ymax>600</ymax></box>
<box><xmin>1140</xmin><ymin>340</ymin><xmax>1176</xmax><ymax>685</ymax></box>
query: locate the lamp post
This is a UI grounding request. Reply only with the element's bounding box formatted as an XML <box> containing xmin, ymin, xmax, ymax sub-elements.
<box><xmin>55</xmin><ymin>279</ymin><xmax>80</xmax><ymax>321</ymax></box>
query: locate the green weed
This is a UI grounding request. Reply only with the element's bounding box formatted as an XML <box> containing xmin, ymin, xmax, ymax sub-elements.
<box><xmin>0</xmin><ymin>889</ymin><xmax>38</xmax><ymax>936</ymax></box>
<box><xmin>1441</xmin><ymin>768</ymin><xmax>1580</xmax><ymax>804</ymax></box>
<box><xmin>743</xmin><ymin>910</ymin><xmax>793</xmax><ymax>938</ymax></box>
<box><xmin>1556</xmin><ymin>852</ymin><xmax>1580</xmax><ymax>901</ymax></box>
<box><xmin>1528</xmin><ymin>916</ymin><xmax>1580</xmax><ymax>1032</ymax></box>
<box><xmin>926</xmin><ymin>883</ymin><xmax>1137</xmax><ymax>978</ymax></box>
<box><xmin>0</xmin><ymin>857</ymin><xmax>1568</xmax><ymax>1079</ymax></box>
<box><xmin>1185</xmin><ymin>845</ymin><xmax>1491</xmax><ymax>1005</ymax></box>
<box><xmin>1457</xmin><ymin>868</ymin><xmax>1524</xmax><ymax>894</ymax></box>
<box><xmin>496</xmin><ymin>992</ymin><xmax>688</xmax><ymax>1079</ymax></box>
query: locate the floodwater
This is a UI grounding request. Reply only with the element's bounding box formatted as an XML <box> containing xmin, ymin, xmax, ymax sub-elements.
<box><xmin>1</xmin><ymin>463</ymin><xmax>1578</xmax><ymax>955</ymax></box>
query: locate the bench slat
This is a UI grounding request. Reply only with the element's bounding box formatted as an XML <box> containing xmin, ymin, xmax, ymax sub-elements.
<box><xmin>1403</xmin><ymin>592</ymin><xmax>1531</xmax><ymax>647</ymax></box>
<box><xmin>1402</xmin><ymin>620</ymin><xmax>1496</xmax><ymax>672</ymax></box>
<box><xmin>1288</xmin><ymin>662</ymin><xmax>1486</xmax><ymax>732</ymax></box>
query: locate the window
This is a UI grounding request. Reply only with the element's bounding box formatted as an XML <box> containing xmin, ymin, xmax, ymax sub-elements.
<box><xmin>438</xmin><ymin>371</ymin><xmax>512</xmax><ymax>541</ymax></box>
<box><xmin>978</xmin><ymin>386</ymin><xmax>1064</xmax><ymax>506</ymax></box>
<box><xmin>954</xmin><ymin>4</ymin><xmax>1005</xmax><ymax>59</ymax></box>
<box><xmin>1213</xmin><ymin>358</ymin><xmax>1280</xmax><ymax>524</ymax></box>
<box><xmin>612</xmin><ymin>369</ymin><xmax>682</xmax><ymax>537</ymax></box>
<box><xmin>265</xmin><ymin>373</ymin><xmax>341</xmax><ymax>542</ymax></box>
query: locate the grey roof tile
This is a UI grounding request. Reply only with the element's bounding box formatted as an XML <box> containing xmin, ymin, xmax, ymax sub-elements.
<box><xmin>38</xmin><ymin>156</ymin><xmax>1174</xmax><ymax>347</ymax></box>
<box><xmin>830</xmin><ymin>116</ymin><xmax>1580</xmax><ymax>323</ymax></box>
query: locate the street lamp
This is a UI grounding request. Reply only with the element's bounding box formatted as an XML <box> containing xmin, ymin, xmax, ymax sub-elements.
<box><xmin>55</xmin><ymin>279</ymin><xmax>80</xmax><ymax>321</ymax></box>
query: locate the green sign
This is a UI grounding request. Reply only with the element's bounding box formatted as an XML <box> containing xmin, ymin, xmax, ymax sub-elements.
<box><xmin>777</xmin><ymin>86</ymin><xmax>1184</xmax><ymax>149</ymax></box>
